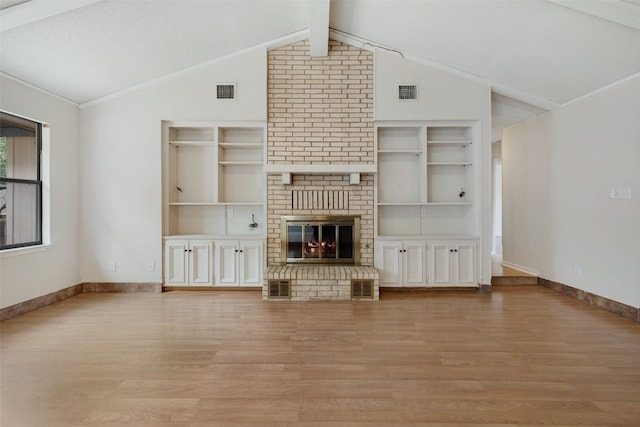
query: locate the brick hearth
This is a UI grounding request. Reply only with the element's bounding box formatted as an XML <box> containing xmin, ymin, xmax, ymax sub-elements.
<box><xmin>263</xmin><ymin>266</ymin><xmax>379</xmax><ymax>301</ymax></box>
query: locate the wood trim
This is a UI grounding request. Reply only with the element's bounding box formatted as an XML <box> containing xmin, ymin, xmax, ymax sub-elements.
<box><xmin>81</xmin><ymin>282</ymin><xmax>162</xmax><ymax>293</ymax></box>
<box><xmin>163</xmin><ymin>286</ymin><xmax>261</xmax><ymax>291</ymax></box>
<box><xmin>380</xmin><ymin>286</ymin><xmax>481</xmax><ymax>292</ymax></box>
<box><xmin>0</xmin><ymin>284</ymin><xmax>83</xmax><ymax>322</ymax></box>
<box><xmin>538</xmin><ymin>277</ymin><xmax>640</xmax><ymax>322</ymax></box>
<box><xmin>1</xmin><ymin>282</ymin><xmax>162</xmax><ymax>322</ymax></box>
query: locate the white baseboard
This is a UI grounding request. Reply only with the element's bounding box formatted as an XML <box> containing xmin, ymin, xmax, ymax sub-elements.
<box><xmin>501</xmin><ymin>260</ymin><xmax>539</xmax><ymax>277</ymax></box>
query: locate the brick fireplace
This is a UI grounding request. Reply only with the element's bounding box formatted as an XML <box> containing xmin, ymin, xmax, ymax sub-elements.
<box><xmin>262</xmin><ymin>39</ymin><xmax>379</xmax><ymax>301</ymax></box>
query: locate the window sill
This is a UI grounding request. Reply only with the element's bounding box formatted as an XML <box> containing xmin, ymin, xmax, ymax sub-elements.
<box><xmin>0</xmin><ymin>244</ymin><xmax>54</xmax><ymax>259</ymax></box>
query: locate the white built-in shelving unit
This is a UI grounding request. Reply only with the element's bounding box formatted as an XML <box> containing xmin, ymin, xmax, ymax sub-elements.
<box><xmin>374</xmin><ymin>121</ymin><xmax>479</xmax><ymax>287</ymax></box>
<box><xmin>162</xmin><ymin>121</ymin><xmax>266</xmax><ymax>287</ymax></box>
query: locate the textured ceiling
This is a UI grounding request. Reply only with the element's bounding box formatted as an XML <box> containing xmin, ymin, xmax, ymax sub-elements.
<box><xmin>0</xmin><ymin>0</ymin><xmax>308</xmax><ymax>104</ymax></box>
<box><xmin>0</xmin><ymin>0</ymin><xmax>639</xmax><ymax>136</ymax></box>
<box><xmin>330</xmin><ymin>0</ymin><xmax>640</xmax><ymax>106</ymax></box>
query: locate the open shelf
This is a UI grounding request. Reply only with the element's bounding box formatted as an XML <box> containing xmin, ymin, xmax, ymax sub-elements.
<box><xmin>164</xmin><ymin>121</ymin><xmax>266</xmax><ymax>238</ymax></box>
<box><xmin>375</xmin><ymin>122</ymin><xmax>476</xmax><ymax>237</ymax></box>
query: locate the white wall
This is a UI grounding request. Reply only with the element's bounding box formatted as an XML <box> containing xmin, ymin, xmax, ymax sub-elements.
<box><xmin>503</xmin><ymin>75</ymin><xmax>640</xmax><ymax>307</ymax></box>
<box><xmin>0</xmin><ymin>76</ymin><xmax>80</xmax><ymax>309</ymax></box>
<box><xmin>374</xmin><ymin>51</ymin><xmax>493</xmax><ymax>285</ymax></box>
<box><xmin>79</xmin><ymin>48</ymin><xmax>267</xmax><ymax>283</ymax></box>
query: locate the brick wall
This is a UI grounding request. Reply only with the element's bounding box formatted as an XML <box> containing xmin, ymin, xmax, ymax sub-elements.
<box><xmin>267</xmin><ymin>39</ymin><xmax>373</xmax><ymax>164</ymax></box>
<box><xmin>266</xmin><ymin>174</ymin><xmax>374</xmax><ymax>266</ymax></box>
<box><xmin>266</xmin><ymin>39</ymin><xmax>375</xmax><ymax>267</ymax></box>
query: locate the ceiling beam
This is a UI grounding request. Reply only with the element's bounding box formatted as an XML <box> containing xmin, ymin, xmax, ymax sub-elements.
<box><xmin>549</xmin><ymin>0</ymin><xmax>640</xmax><ymax>31</ymax></box>
<box><xmin>308</xmin><ymin>0</ymin><xmax>330</xmax><ymax>57</ymax></box>
<box><xmin>0</xmin><ymin>0</ymin><xmax>103</xmax><ymax>32</ymax></box>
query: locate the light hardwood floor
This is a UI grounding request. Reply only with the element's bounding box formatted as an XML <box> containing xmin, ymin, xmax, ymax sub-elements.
<box><xmin>2</xmin><ymin>287</ymin><xmax>639</xmax><ymax>426</ymax></box>
<box><xmin>492</xmin><ymin>257</ymin><xmax>535</xmax><ymax>277</ymax></box>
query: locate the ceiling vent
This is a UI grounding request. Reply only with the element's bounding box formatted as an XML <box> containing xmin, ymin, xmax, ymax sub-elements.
<box><xmin>398</xmin><ymin>84</ymin><xmax>417</xmax><ymax>101</ymax></box>
<box><xmin>216</xmin><ymin>83</ymin><xmax>236</xmax><ymax>100</ymax></box>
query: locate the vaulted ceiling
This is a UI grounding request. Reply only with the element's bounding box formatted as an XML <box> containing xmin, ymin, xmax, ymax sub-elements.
<box><xmin>1</xmin><ymin>0</ymin><xmax>639</xmax><ymax>139</ymax></box>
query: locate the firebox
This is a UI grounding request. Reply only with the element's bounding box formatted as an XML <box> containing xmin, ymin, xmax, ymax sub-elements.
<box><xmin>281</xmin><ymin>215</ymin><xmax>360</xmax><ymax>265</ymax></box>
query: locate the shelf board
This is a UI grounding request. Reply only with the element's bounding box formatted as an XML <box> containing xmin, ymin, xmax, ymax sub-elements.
<box><xmin>169</xmin><ymin>140</ymin><xmax>215</xmax><ymax>147</ymax></box>
<box><xmin>169</xmin><ymin>202</ymin><xmax>263</xmax><ymax>206</ymax></box>
<box><xmin>427</xmin><ymin>162</ymin><xmax>473</xmax><ymax>166</ymax></box>
<box><xmin>378</xmin><ymin>150</ymin><xmax>423</xmax><ymax>155</ymax></box>
<box><xmin>218</xmin><ymin>161</ymin><xmax>263</xmax><ymax>166</ymax></box>
<box><xmin>377</xmin><ymin>202</ymin><xmax>426</xmax><ymax>206</ymax></box>
<box><xmin>169</xmin><ymin>202</ymin><xmax>218</xmax><ymax>206</ymax></box>
<box><xmin>427</xmin><ymin>140</ymin><xmax>472</xmax><ymax>145</ymax></box>
<box><xmin>425</xmin><ymin>202</ymin><xmax>473</xmax><ymax>206</ymax></box>
<box><xmin>377</xmin><ymin>202</ymin><xmax>472</xmax><ymax>206</ymax></box>
<box><xmin>218</xmin><ymin>143</ymin><xmax>263</xmax><ymax>149</ymax></box>
<box><xmin>216</xmin><ymin>202</ymin><xmax>264</xmax><ymax>206</ymax></box>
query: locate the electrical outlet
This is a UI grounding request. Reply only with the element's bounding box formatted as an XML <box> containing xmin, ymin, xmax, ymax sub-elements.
<box><xmin>227</xmin><ymin>208</ymin><xmax>234</xmax><ymax>218</ymax></box>
<box><xmin>108</xmin><ymin>261</ymin><xmax>117</xmax><ymax>272</ymax></box>
<box><xmin>147</xmin><ymin>261</ymin><xmax>155</xmax><ymax>272</ymax></box>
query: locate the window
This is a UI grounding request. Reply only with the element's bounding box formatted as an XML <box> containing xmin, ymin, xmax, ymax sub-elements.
<box><xmin>0</xmin><ymin>112</ymin><xmax>42</xmax><ymax>250</ymax></box>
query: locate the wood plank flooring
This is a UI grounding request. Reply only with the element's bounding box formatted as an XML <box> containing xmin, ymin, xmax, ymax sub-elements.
<box><xmin>1</xmin><ymin>287</ymin><xmax>640</xmax><ymax>426</ymax></box>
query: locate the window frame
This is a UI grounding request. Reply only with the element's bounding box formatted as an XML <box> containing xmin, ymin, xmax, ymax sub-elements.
<box><xmin>0</xmin><ymin>111</ymin><xmax>43</xmax><ymax>251</ymax></box>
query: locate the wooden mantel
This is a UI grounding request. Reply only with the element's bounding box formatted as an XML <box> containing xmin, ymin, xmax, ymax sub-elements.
<box><xmin>264</xmin><ymin>164</ymin><xmax>376</xmax><ymax>185</ymax></box>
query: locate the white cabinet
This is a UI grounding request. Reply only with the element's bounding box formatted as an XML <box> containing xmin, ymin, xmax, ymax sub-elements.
<box><xmin>164</xmin><ymin>240</ymin><xmax>214</xmax><ymax>286</ymax></box>
<box><xmin>374</xmin><ymin>240</ymin><xmax>426</xmax><ymax>287</ymax></box>
<box><xmin>215</xmin><ymin>240</ymin><xmax>264</xmax><ymax>286</ymax></box>
<box><xmin>374</xmin><ymin>121</ymin><xmax>481</xmax><ymax>288</ymax></box>
<box><xmin>428</xmin><ymin>240</ymin><xmax>476</xmax><ymax>286</ymax></box>
<box><xmin>162</xmin><ymin>121</ymin><xmax>266</xmax><ymax>287</ymax></box>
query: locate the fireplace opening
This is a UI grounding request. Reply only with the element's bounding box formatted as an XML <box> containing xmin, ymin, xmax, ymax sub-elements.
<box><xmin>281</xmin><ymin>215</ymin><xmax>360</xmax><ymax>265</ymax></box>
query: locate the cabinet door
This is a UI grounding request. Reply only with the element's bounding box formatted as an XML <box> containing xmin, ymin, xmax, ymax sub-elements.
<box><xmin>375</xmin><ymin>241</ymin><xmax>403</xmax><ymax>287</ymax></box>
<box><xmin>164</xmin><ymin>240</ymin><xmax>188</xmax><ymax>285</ymax></box>
<box><xmin>454</xmin><ymin>241</ymin><xmax>476</xmax><ymax>285</ymax></box>
<box><xmin>403</xmin><ymin>241</ymin><xmax>426</xmax><ymax>286</ymax></box>
<box><xmin>215</xmin><ymin>240</ymin><xmax>238</xmax><ymax>285</ymax></box>
<box><xmin>190</xmin><ymin>240</ymin><xmax>214</xmax><ymax>286</ymax></box>
<box><xmin>239</xmin><ymin>240</ymin><xmax>263</xmax><ymax>286</ymax></box>
<box><xmin>429</xmin><ymin>241</ymin><xmax>452</xmax><ymax>285</ymax></box>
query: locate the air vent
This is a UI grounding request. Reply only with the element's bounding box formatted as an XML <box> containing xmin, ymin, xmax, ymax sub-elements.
<box><xmin>351</xmin><ymin>279</ymin><xmax>373</xmax><ymax>299</ymax></box>
<box><xmin>269</xmin><ymin>280</ymin><xmax>290</xmax><ymax>299</ymax></box>
<box><xmin>216</xmin><ymin>83</ymin><xmax>236</xmax><ymax>100</ymax></box>
<box><xmin>398</xmin><ymin>84</ymin><xmax>417</xmax><ymax>101</ymax></box>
